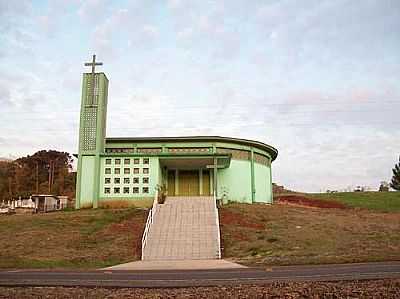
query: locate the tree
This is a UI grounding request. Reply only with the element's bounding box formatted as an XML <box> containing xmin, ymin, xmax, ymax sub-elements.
<box><xmin>0</xmin><ymin>161</ymin><xmax>13</xmax><ymax>202</ymax></box>
<box><xmin>0</xmin><ymin>150</ymin><xmax>76</xmax><ymax>201</ymax></box>
<box><xmin>390</xmin><ymin>156</ymin><xmax>400</xmax><ymax>191</ymax></box>
<box><xmin>379</xmin><ymin>181</ymin><xmax>389</xmax><ymax>192</ymax></box>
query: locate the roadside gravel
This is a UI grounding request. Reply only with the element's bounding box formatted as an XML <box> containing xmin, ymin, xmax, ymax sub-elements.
<box><xmin>1</xmin><ymin>279</ymin><xmax>399</xmax><ymax>298</ymax></box>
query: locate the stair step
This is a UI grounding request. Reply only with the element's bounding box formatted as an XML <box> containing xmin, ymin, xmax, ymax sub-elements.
<box><xmin>142</xmin><ymin>196</ymin><xmax>220</xmax><ymax>261</ymax></box>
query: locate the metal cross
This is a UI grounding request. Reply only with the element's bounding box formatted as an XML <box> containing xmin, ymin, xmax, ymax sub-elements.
<box><xmin>84</xmin><ymin>54</ymin><xmax>103</xmax><ymax>74</ymax></box>
<box><xmin>206</xmin><ymin>158</ymin><xmax>225</xmax><ymax>198</ymax></box>
<box><xmin>84</xmin><ymin>54</ymin><xmax>103</xmax><ymax>106</ymax></box>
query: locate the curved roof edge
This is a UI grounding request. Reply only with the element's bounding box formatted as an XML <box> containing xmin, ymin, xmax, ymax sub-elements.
<box><xmin>105</xmin><ymin>136</ymin><xmax>278</xmax><ymax>161</ymax></box>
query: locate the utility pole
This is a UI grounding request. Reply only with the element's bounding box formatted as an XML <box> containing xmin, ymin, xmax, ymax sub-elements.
<box><xmin>51</xmin><ymin>160</ymin><xmax>55</xmax><ymax>190</ymax></box>
<box><xmin>8</xmin><ymin>177</ymin><xmax>12</xmax><ymax>198</ymax></box>
<box><xmin>48</xmin><ymin>160</ymin><xmax>52</xmax><ymax>193</ymax></box>
<box><xmin>35</xmin><ymin>161</ymin><xmax>39</xmax><ymax>194</ymax></box>
<box><xmin>60</xmin><ymin>164</ymin><xmax>65</xmax><ymax>194</ymax></box>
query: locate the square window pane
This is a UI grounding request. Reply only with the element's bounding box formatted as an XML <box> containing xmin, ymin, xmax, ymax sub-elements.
<box><xmin>104</xmin><ymin>188</ymin><xmax>110</xmax><ymax>194</ymax></box>
<box><xmin>115</xmin><ymin>159</ymin><xmax>121</xmax><ymax>164</ymax></box>
<box><xmin>134</xmin><ymin>158</ymin><xmax>140</xmax><ymax>164</ymax></box>
<box><xmin>124</xmin><ymin>158</ymin><xmax>130</xmax><ymax>164</ymax></box>
<box><xmin>143</xmin><ymin>187</ymin><xmax>149</xmax><ymax>193</ymax></box>
<box><xmin>114</xmin><ymin>178</ymin><xmax>120</xmax><ymax>184</ymax></box>
<box><xmin>105</xmin><ymin>159</ymin><xmax>111</xmax><ymax>165</ymax></box>
<box><xmin>143</xmin><ymin>168</ymin><xmax>149</xmax><ymax>174</ymax></box>
<box><xmin>114</xmin><ymin>187</ymin><xmax>120</xmax><ymax>194</ymax></box>
<box><xmin>123</xmin><ymin>187</ymin><xmax>129</xmax><ymax>194</ymax></box>
<box><xmin>124</xmin><ymin>168</ymin><xmax>130</xmax><ymax>174</ymax></box>
<box><xmin>124</xmin><ymin>178</ymin><xmax>130</xmax><ymax>184</ymax></box>
<box><xmin>143</xmin><ymin>158</ymin><xmax>149</xmax><ymax>164</ymax></box>
<box><xmin>105</xmin><ymin>168</ymin><xmax>111</xmax><ymax>174</ymax></box>
<box><xmin>133</xmin><ymin>187</ymin><xmax>139</xmax><ymax>193</ymax></box>
<box><xmin>143</xmin><ymin>177</ymin><xmax>149</xmax><ymax>184</ymax></box>
<box><xmin>105</xmin><ymin>178</ymin><xmax>111</xmax><ymax>184</ymax></box>
<box><xmin>115</xmin><ymin>168</ymin><xmax>120</xmax><ymax>174</ymax></box>
<box><xmin>133</xmin><ymin>168</ymin><xmax>139</xmax><ymax>174</ymax></box>
<box><xmin>133</xmin><ymin>177</ymin><xmax>139</xmax><ymax>184</ymax></box>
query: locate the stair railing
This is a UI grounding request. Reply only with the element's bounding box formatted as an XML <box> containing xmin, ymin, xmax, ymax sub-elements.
<box><xmin>141</xmin><ymin>189</ymin><xmax>158</xmax><ymax>260</ymax></box>
<box><xmin>213</xmin><ymin>191</ymin><xmax>222</xmax><ymax>259</ymax></box>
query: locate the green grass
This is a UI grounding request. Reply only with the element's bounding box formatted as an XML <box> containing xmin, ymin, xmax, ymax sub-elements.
<box><xmin>220</xmin><ymin>203</ymin><xmax>400</xmax><ymax>267</ymax></box>
<box><xmin>0</xmin><ymin>208</ymin><xmax>147</xmax><ymax>269</ymax></box>
<box><xmin>308</xmin><ymin>191</ymin><xmax>400</xmax><ymax>212</ymax></box>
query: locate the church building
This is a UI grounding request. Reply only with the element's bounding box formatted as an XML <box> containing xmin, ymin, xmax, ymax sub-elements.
<box><xmin>75</xmin><ymin>56</ymin><xmax>278</xmax><ymax>209</ymax></box>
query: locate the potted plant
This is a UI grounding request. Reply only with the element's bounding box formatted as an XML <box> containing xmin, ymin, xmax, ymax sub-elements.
<box><xmin>156</xmin><ymin>184</ymin><xmax>167</xmax><ymax>204</ymax></box>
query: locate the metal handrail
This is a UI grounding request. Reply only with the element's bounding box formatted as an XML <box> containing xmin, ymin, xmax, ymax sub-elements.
<box><xmin>141</xmin><ymin>189</ymin><xmax>158</xmax><ymax>260</ymax></box>
<box><xmin>213</xmin><ymin>192</ymin><xmax>222</xmax><ymax>259</ymax></box>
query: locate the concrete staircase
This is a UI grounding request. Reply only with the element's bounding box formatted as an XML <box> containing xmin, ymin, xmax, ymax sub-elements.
<box><xmin>142</xmin><ymin>196</ymin><xmax>221</xmax><ymax>260</ymax></box>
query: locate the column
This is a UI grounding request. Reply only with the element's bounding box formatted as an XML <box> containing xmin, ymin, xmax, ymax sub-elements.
<box><xmin>250</xmin><ymin>149</ymin><xmax>255</xmax><ymax>203</ymax></box>
<box><xmin>213</xmin><ymin>157</ymin><xmax>218</xmax><ymax>198</ymax></box>
<box><xmin>199</xmin><ymin>169</ymin><xmax>203</xmax><ymax>195</ymax></box>
<box><xmin>175</xmin><ymin>169</ymin><xmax>179</xmax><ymax>196</ymax></box>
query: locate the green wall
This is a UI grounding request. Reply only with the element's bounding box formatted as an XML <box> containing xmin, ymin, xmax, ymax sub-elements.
<box><xmin>254</xmin><ymin>162</ymin><xmax>272</xmax><ymax>203</ymax></box>
<box><xmin>98</xmin><ymin>156</ymin><xmax>159</xmax><ymax>200</ymax></box>
<box><xmin>218</xmin><ymin>159</ymin><xmax>252</xmax><ymax>203</ymax></box>
<box><xmin>79</xmin><ymin>155</ymin><xmax>96</xmax><ymax>208</ymax></box>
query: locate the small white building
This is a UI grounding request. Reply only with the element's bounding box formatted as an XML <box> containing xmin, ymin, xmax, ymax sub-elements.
<box><xmin>31</xmin><ymin>195</ymin><xmax>68</xmax><ymax>213</ymax></box>
<box><xmin>14</xmin><ymin>198</ymin><xmax>36</xmax><ymax>209</ymax></box>
<box><xmin>1</xmin><ymin>195</ymin><xmax>69</xmax><ymax>214</ymax></box>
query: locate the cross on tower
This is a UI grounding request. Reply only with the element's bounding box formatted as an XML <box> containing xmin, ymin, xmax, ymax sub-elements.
<box><xmin>84</xmin><ymin>54</ymin><xmax>103</xmax><ymax>106</ymax></box>
<box><xmin>84</xmin><ymin>54</ymin><xmax>103</xmax><ymax>74</ymax></box>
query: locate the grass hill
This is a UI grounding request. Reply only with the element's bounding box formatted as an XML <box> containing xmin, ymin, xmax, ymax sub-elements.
<box><xmin>0</xmin><ymin>208</ymin><xmax>147</xmax><ymax>269</ymax></box>
<box><xmin>0</xmin><ymin>192</ymin><xmax>399</xmax><ymax>269</ymax></box>
<box><xmin>220</xmin><ymin>197</ymin><xmax>400</xmax><ymax>267</ymax></box>
<box><xmin>308</xmin><ymin>191</ymin><xmax>400</xmax><ymax>212</ymax></box>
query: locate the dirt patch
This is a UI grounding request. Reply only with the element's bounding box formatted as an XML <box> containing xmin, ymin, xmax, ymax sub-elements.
<box><xmin>220</xmin><ymin>203</ymin><xmax>400</xmax><ymax>266</ymax></box>
<box><xmin>220</xmin><ymin>209</ymin><xmax>265</xmax><ymax>230</ymax></box>
<box><xmin>99</xmin><ymin>199</ymin><xmax>152</xmax><ymax>209</ymax></box>
<box><xmin>276</xmin><ymin>195</ymin><xmax>348</xmax><ymax>209</ymax></box>
<box><xmin>99</xmin><ymin>211</ymin><xmax>148</xmax><ymax>258</ymax></box>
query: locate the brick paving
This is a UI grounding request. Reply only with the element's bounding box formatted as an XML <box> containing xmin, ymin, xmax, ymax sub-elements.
<box><xmin>142</xmin><ymin>197</ymin><xmax>220</xmax><ymax>260</ymax></box>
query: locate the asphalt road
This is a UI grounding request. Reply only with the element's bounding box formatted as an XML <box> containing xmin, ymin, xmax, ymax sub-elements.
<box><xmin>0</xmin><ymin>262</ymin><xmax>399</xmax><ymax>288</ymax></box>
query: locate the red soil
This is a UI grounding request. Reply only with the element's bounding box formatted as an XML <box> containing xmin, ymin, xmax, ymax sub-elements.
<box><xmin>220</xmin><ymin>209</ymin><xmax>265</xmax><ymax>230</ymax></box>
<box><xmin>275</xmin><ymin>195</ymin><xmax>348</xmax><ymax>209</ymax></box>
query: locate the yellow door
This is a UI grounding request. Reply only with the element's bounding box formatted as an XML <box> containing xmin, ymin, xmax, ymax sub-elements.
<box><xmin>202</xmin><ymin>170</ymin><xmax>211</xmax><ymax>195</ymax></box>
<box><xmin>179</xmin><ymin>170</ymin><xmax>199</xmax><ymax>196</ymax></box>
<box><xmin>167</xmin><ymin>170</ymin><xmax>175</xmax><ymax>196</ymax></box>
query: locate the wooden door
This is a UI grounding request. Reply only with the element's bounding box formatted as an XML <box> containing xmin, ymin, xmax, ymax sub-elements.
<box><xmin>202</xmin><ymin>170</ymin><xmax>211</xmax><ymax>195</ymax></box>
<box><xmin>167</xmin><ymin>170</ymin><xmax>175</xmax><ymax>196</ymax></box>
<box><xmin>179</xmin><ymin>170</ymin><xmax>199</xmax><ymax>196</ymax></box>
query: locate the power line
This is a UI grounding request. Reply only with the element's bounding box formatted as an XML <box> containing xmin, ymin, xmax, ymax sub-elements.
<box><xmin>2</xmin><ymin>98</ymin><xmax>399</xmax><ymax>115</ymax></box>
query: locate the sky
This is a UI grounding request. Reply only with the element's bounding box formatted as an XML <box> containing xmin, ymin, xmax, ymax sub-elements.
<box><xmin>0</xmin><ymin>0</ymin><xmax>399</xmax><ymax>192</ymax></box>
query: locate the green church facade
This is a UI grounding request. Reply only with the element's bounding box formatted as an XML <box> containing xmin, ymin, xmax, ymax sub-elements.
<box><xmin>76</xmin><ymin>65</ymin><xmax>278</xmax><ymax>209</ymax></box>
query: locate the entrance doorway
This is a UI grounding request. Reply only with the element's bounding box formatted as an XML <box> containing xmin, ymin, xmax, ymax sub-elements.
<box><xmin>179</xmin><ymin>170</ymin><xmax>199</xmax><ymax>196</ymax></box>
<box><xmin>166</xmin><ymin>169</ymin><xmax>212</xmax><ymax>196</ymax></box>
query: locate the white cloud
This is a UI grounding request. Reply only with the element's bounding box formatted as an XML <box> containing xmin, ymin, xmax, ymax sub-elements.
<box><xmin>0</xmin><ymin>0</ymin><xmax>399</xmax><ymax>191</ymax></box>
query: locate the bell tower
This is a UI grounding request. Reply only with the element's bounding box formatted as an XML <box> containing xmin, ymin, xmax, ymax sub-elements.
<box><xmin>76</xmin><ymin>55</ymin><xmax>109</xmax><ymax>209</ymax></box>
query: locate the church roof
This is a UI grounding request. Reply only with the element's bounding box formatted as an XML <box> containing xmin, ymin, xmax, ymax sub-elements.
<box><xmin>105</xmin><ymin>136</ymin><xmax>278</xmax><ymax>161</ymax></box>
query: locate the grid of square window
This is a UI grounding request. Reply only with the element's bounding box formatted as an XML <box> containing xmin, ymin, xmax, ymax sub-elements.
<box><xmin>103</xmin><ymin>157</ymin><xmax>150</xmax><ymax>195</ymax></box>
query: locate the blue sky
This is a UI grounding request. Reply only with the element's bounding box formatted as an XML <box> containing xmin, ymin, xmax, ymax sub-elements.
<box><xmin>0</xmin><ymin>0</ymin><xmax>399</xmax><ymax>192</ymax></box>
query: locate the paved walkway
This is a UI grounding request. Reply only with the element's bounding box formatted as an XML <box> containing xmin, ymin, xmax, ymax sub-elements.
<box><xmin>104</xmin><ymin>259</ymin><xmax>246</xmax><ymax>271</ymax></box>
<box><xmin>142</xmin><ymin>196</ymin><xmax>220</xmax><ymax>260</ymax></box>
